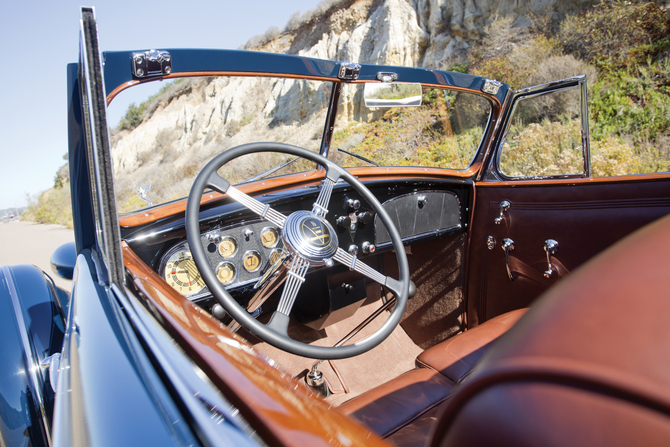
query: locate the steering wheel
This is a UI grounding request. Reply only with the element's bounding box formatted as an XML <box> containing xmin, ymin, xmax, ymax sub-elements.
<box><xmin>186</xmin><ymin>143</ymin><xmax>410</xmax><ymax>359</ymax></box>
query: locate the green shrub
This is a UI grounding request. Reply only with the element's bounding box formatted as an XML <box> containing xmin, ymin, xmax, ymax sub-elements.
<box><xmin>470</xmin><ymin>34</ymin><xmax>560</xmax><ymax>89</ymax></box>
<box><xmin>559</xmin><ymin>1</ymin><xmax>669</xmax><ymax>70</ymax></box>
<box><xmin>23</xmin><ymin>183</ymin><xmax>73</xmax><ymax>228</ymax></box>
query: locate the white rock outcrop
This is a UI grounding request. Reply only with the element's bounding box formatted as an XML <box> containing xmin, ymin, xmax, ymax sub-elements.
<box><xmin>111</xmin><ymin>0</ymin><xmax>599</xmax><ymax>207</ymax></box>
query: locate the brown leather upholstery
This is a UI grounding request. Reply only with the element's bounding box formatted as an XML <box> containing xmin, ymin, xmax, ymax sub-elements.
<box><xmin>432</xmin><ymin>213</ymin><xmax>670</xmax><ymax>447</ymax></box>
<box><xmin>339</xmin><ymin>308</ymin><xmax>527</xmax><ymax>442</ymax></box>
<box><xmin>338</xmin><ymin>368</ymin><xmax>455</xmax><ymax>438</ymax></box>
<box><xmin>386</xmin><ymin>401</ymin><xmax>448</xmax><ymax>447</ymax></box>
<box><xmin>416</xmin><ymin>309</ymin><xmax>527</xmax><ymax>383</ymax></box>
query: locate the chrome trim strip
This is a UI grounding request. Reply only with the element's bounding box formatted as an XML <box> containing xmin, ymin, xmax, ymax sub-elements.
<box><xmin>1</xmin><ymin>265</ymin><xmax>51</xmax><ymax>445</ymax></box>
<box><xmin>580</xmin><ymin>78</ymin><xmax>591</xmax><ymax>178</ymax></box>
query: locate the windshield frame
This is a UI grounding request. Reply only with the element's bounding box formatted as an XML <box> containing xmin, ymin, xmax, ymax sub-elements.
<box><xmin>103</xmin><ymin>49</ymin><xmax>508</xmax><ymax>223</ymax></box>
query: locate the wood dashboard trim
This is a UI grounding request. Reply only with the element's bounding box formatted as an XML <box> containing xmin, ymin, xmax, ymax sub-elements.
<box><xmin>117</xmin><ymin>167</ymin><xmax>476</xmax><ymax>228</ymax></box>
<box><xmin>122</xmin><ymin>242</ymin><xmax>391</xmax><ymax>447</ymax></box>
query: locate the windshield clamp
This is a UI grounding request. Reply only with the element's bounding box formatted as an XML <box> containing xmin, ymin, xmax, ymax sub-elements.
<box><xmin>376</xmin><ymin>72</ymin><xmax>398</xmax><ymax>83</ymax></box>
<box><xmin>482</xmin><ymin>79</ymin><xmax>502</xmax><ymax>95</ymax></box>
<box><xmin>338</xmin><ymin>63</ymin><xmax>361</xmax><ymax>80</ymax></box>
<box><xmin>132</xmin><ymin>50</ymin><xmax>172</xmax><ymax>78</ymax></box>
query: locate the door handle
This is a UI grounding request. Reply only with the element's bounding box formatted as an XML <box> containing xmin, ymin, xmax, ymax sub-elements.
<box><xmin>501</xmin><ymin>238</ymin><xmax>515</xmax><ymax>281</ymax></box>
<box><xmin>543</xmin><ymin>239</ymin><xmax>559</xmax><ymax>278</ymax></box>
<box><xmin>494</xmin><ymin>200</ymin><xmax>511</xmax><ymax>225</ymax></box>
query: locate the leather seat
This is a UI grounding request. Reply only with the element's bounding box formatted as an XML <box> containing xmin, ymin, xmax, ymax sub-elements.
<box><xmin>430</xmin><ymin>214</ymin><xmax>670</xmax><ymax>447</ymax></box>
<box><xmin>416</xmin><ymin>309</ymin><xmax>526</xmax><ymax>383</ymax></box>
<box><xmin>338</xmin><ymin>309</ymin><xmax>527</xmax><ymax>442</ymax></box>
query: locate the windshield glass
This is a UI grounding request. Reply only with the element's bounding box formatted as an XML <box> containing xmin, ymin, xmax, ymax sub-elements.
<box><xmin>109</xmin><ymin>76</ymin><xmax>332</xmax><ymax>213</ymax></box>
<box><xmin>109</xmin><ymin>76</ymin><xmax>492</xmax><ymax>214</ymax></box>
<box><xmin>329</xmin><ymin>84</ymin><xmax>491</xmax><ymax>169</ymax></box>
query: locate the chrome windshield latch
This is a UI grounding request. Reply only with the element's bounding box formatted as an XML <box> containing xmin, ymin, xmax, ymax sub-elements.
<box><xmin>132</xmin><ymin>50</ymin><xmax>172</xmax><ymax>78</ymax></box>
<box><xmin>482</xmin><ymin>79</ymin><xmax>502</xmax><ymax>95</ymax></box>
<box><xmin>376</xmin><ymin>72</ymin><xmax>398</xmax><ymax>83</ymax></box>
<box><xmin>338</xmin><ymin>62</ymin><xmax>361</xmax><ymax>80</ymax></box>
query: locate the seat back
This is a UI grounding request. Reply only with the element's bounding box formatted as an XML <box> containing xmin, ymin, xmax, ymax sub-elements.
<box><xmin>432</xmin><ymin>214</ymin><xmax>670</xmax><ymax>447</ymax></box>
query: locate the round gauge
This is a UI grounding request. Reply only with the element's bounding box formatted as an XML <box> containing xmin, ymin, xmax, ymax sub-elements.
<box><xmin>217</xmin><ymin>236</ymin><xmax>238</xmax><ymax>258</ymax></box>
<box><xmin>242</xmin><ymin>250</ymin><xmax>262</xmax><ymax>272</ymax></box>
<box><xmin>269</xmin><ymin>249</ymin><xmax>283</xmax><ymax>266</ymax></box>
<box><xmin>216</xmin><ymin>262</ymin><xmax>236</xmax><ymax>284</ymax></box>
<box><xmin>163</xmin><ymin>250</ymin><xmax>205</xmax><ymax>296</ymax></box>
<box><xmin>260</xmin><ymin>227</ymin><xmax>279</xmax><ymax>248</ymax></box>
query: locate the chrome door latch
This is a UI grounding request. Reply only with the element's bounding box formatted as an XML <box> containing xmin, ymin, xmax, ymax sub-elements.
<box><xmin>543</xmin><ymin>239</ymin><xmax>559</xmax><ymax>278</ymax></box>
<box><xmin>501</xmin><ymin>238</ymin><xmax>515</xmax><ymax>281</ymax></box>
<box><xmin>494</xmin><ymin>200</ymin><xmax>511</xmax><ymax>225</ymax></box>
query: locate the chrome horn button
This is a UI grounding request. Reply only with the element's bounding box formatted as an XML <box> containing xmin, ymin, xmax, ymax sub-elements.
<box><xmin>282</xmin><ymin>211</ymin><xmax>338</xmax><ymax>264</ymax></box>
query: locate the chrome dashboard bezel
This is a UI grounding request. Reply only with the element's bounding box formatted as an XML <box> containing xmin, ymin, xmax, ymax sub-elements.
<box><xmin>215</xmin><ymin>261</ymin><xmax>238</xmax><ymax>285</ymax></box>
<box><xmin>158</xmin><ymin>244</ymin><xmax>207</xmax><ymax>299</ymax></box>
<box><xmin>158</xmin><ymin>218</ymin><xmax>282</xmax><ymax>301</ymax></box>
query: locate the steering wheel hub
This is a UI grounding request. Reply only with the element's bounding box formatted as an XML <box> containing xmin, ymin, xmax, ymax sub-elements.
<box><xmin>282</xmin><ymin>211</ymin><xmax>338</xmax><ymax>264</ymax></box>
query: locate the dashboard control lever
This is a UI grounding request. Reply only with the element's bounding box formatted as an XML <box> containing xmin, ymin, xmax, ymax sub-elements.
<box><xmin>501</xmin><ymin>238</ymin><xmax>515</xmax><ymax>281</ymax></box>
<box><xmin>543</xmin><ymin>239</ymin><xmax>559</xmax><ymax>278</ymax></box>
<box><xmin>494</xmin><ymin>200</ymin><xmax>511</xmax><ymax>225</ymax></box>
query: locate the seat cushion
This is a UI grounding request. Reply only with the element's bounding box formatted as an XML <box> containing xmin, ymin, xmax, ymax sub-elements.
<box><xmin>338</xmin><ymin>368</ymin><xmax>456</xmax><ymax>438</ymax></box>
<box><xmin>416</xmin><ymin>309</ymin><xmax>527</xmax><ymax>383</ymax></box>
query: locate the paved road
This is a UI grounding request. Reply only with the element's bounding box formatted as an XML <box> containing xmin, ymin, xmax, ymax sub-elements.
<box><xmin>0</xmin><ymin>220</ymin><xmax>75</xmax><ymax>291</ymax></box>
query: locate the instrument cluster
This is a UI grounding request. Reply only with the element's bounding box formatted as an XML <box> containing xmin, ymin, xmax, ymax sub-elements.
<box><xmin>159</xmin><ymin>219</ymin><xmax>283</xmax><ymax>300</ymax></box>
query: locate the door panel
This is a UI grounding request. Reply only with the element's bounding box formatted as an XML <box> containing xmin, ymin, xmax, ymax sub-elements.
<box><xmin>467</xmin><ymin>177</ymin><xmax>670</xmax><ymax>327</ymax></box>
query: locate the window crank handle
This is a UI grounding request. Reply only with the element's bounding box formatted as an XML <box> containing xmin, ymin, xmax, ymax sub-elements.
<box><xmin>543</xmin><ymin>239</ymin><xmax>559</xmax><ymax>278</ymax></box>
<box><xmin>501</xmin><ymin>238</ymin><xmax>515</xmax><ymax>281</ymax></box>
<box><xmin>494</xmin><ymin>200</ymin><xmax>511</xmax><ymax>225</ymax></box>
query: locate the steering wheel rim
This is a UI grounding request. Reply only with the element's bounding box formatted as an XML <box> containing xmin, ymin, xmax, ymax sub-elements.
<box><xmin>186</xmin><ymin>142</ymin><xmax>409</xmax><ymax>359</ymax></box>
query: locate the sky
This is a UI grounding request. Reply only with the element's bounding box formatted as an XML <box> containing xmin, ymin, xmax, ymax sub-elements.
<box><xmin>0</xmin><ymin>0</ymin><xmax>322</xmax><ymax>210</ymax></box>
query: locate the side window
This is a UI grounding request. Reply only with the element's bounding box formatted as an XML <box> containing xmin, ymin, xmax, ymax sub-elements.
<box><xmin>499</xmin><ymin>86</ymin><xmax>586</xmax><ymax>178</ymax></box>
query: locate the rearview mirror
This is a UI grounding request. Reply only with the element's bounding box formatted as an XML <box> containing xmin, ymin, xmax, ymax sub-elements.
<box><xmin>364</xmin><ymin>82</ymin><xmax>422</xmax><ymax>108</ymax></box>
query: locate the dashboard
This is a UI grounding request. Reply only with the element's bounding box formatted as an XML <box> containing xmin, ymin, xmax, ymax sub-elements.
<box><xmin>123</xmin><ymin>178</ymin><xmax>471</xmax><ymax>312</ymax></box>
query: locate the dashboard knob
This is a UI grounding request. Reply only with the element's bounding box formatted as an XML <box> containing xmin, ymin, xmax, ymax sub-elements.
<box><xmin>206</xmin><ymin>233</ymin><xmax>222</xmax><ymax>243</ymax></box>
<box><xmin>358</xmin><ymin>211</ymin><xmax>372</xmax><ymax>225</ymax></box>
<box><xmin>344</xmin><ymin>196</ymin><xmax>361</xmax><ymax>210</ymax></box>
<box><xmin>337</xmin><ymin>215</ymin><xmax>351</xmax><ymax>228</ymax></box>
<box><xmin>361</xmin><ymin>241</ymin><xmax>375</xmax><ymax>254</ymax></box>
<box><xmin>348</xmin><ymin>244</ymin><xmax>359</xmax><ymax>255</ymax></box>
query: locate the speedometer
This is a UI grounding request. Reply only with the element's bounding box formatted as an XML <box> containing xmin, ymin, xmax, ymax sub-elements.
<box><xmin>163</xmin><ymin>250</ymin><xmax>206</xmax><ymax>296</ymax></box>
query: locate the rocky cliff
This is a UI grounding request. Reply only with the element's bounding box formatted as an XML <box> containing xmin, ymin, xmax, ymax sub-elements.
<box><xmin>110</xmin><ymin>0</ymin><xmax>601</xmax><ymax>210</ymax></box>
<box><xmin>253</xmin><ymin>0</ymin><xmax>598</xmax><ymax>68</ymax></box>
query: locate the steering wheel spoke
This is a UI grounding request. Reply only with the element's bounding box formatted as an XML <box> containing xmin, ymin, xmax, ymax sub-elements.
<box><xmin>311</xmin><ymin>171</ymin><xmax>339</xmax><ymax>218</ymax></box>
<box><xmin>226</xmin><ymin>185</ymin><xmax>287</xmax><ymax>228</ymax></box>
<box><xmin>275</xmin><ymin>254</ymin><xmax>310</xmax><ymax>315</ymax></box>
<box><xmin>333</xmin><ymin>247</ymin><xmax>388</xmax><ymax>285</ymax></box>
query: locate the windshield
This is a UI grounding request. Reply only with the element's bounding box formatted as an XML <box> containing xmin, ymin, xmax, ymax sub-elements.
<box><xmin>109</xmin><ymin>76</ymin><xmax>491</xmax><ymax>214</ymax></box>
<box><xmin>329</xmin><ymin>84</ymin><xmax>491</xmax><ymax>169</ymax></box>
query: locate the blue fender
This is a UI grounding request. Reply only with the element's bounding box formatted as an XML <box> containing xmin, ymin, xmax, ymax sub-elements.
<box><xmin>0</xmin><ymin>264</ymin><xmax>67</xmax><ymax>447</ymax></box>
